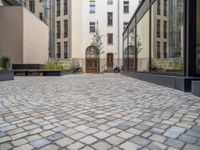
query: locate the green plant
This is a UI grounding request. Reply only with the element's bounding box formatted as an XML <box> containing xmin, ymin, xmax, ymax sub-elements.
<box><xmin>0</xmin><ymin>56</ymin><xmax>9</xmax><ymax>71</ymax></box>
<box><xmin>169</xmin><ymin>58</ymin><xmax>183</xmax><ymax>71</ymax></box>
<box><xmin>151</xmin><ymin>59</ymin><xmax>161</xmax><ymax>72</ymax></box>
<box><xmin>129</xmin><ymin>33</ymin><xmax>142</xmax><ymax>54</ymax></box>
<box><xmin>70</xmin><ymin>59</ymin><xmax>80</xmax><ymax>69</ymax></box>
<box><xmin>44</xmin><ymin>62</ymin><xmax>70</xmax><ymax>71</ymax></box>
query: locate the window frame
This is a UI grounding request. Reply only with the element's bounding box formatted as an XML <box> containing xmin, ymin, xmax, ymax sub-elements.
<box><xmin>107</xmin><ymin>33</ymin><xmax>113</xmax><ymax>45</ymax></box>
<box><xmin>107</xmin><ymin>12</ymin><xmax>113</xmax><ymax>26</ymax></box>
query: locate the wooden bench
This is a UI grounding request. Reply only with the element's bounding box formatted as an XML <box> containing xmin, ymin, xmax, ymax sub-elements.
<box><xmin>13</xmin><ymin>69</ymin><xmax>71</xmax><ymax>76</ymax></box>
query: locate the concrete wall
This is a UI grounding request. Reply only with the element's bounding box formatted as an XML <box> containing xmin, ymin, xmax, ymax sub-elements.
<box><xmin>0</xmin><ymin>7</ymin><xmax>23</xmax><ymax>64</ymax></box>
<box><xmin>70</xmin><ymin>0</ymin><xmax>83</xmax><ymax>59</ymax></box>
<box><xmin>23</xmin><ymin>7</ymin><xmax>49</xmax><ymax>64</ymax></box>
<box><xmin>0</xmin><ymin>6</ymin><xmax>48</xmax><ymax>64</ymax></box>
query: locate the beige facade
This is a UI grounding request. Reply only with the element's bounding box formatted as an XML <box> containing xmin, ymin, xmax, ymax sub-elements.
<box><xmin>69</xmin><ymin>0</ymin><xmax>136</xmax><ymax>72</ymax></box>
<box><xmin>55</xmin><ymin>0</ymin><xmax>69</xmax><ymax>59</ymax></box>
<box><xmin>0</xmin><ymin>6</ymin><xmax>49</xmax><ymax>64</ymax></box>
<box><xmin>23</xmin><ymin>0</ymin><xmax>50</xmax><ymax>25</ymax></box>
<box><xmin>151</xmin><ymin>0</ymin><xmax>168</xmax><ymax>59</ymax></box>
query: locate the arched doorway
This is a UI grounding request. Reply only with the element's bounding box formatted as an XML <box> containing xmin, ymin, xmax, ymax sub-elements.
<box><xmin>107</xmin><ymin>53</ymin><xmax>114</xmax><ymax>70</ymax></box>
<box><xmin>85</xmin><ymin>46</ymin><xmax>99</xmax><ymax>73</ymax></box>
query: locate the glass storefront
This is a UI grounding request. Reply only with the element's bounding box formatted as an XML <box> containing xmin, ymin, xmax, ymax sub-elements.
<box><xmin>123</xmin><ymin>37</ymin><xmax>128</xmax><ymax>71</ymax></box>
<box><xmin>137</xmin><ymin>11</ymin><xmax>150</xmax><ymax>72</ymax></box>
<box><xmin>151</xmin><ymin>0</ymin><xmax>184</xmax><ymax>73</ymax></box>
<box><xmin>197</xmin><ymin>0</ymin><xmax>200</xmax><ymax>74</ymax></box>
<box><xmin>128</xmin><ymin>29</ymin><xmax>136</xmax><ymax>71</ymax></box>
<box><xmin>123</xmin><ymin>0</ymin><xmax>184</xmax><ymax>74</ymax></box>
<box><xmin>122</xmin><ymin>0</ymin><xmax>200</xmax><ymax>91</ymax></box>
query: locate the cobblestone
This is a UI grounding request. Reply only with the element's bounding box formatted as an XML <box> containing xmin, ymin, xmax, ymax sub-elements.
<box><xmin>0</xmin><ymin>74</ymin><xmax>200</xmax><ymax>149</ymax></box>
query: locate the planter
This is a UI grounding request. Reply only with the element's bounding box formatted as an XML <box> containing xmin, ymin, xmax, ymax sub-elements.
<box><xmin>122</xmin><ymin>71</ymin><xmax>200</xmax><ymax>92</ymax></box>
<box><xmin>192</xmin><ymin>81</ymin><xmax>200</xmax><ymax>97</ymax></box>
<box><xmin>0</xmin><ymin>70</ymin><xmax>14</xmax><ymax>81</ymax></box>
<box><xmin>43</xmin><ymin>70</ymin><xmax>72</xmax><ymax>76</ymax></box>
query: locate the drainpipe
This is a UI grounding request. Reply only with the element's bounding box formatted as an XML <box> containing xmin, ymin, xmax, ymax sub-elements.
<box><xmin>117</xmin><ymin>0</ymin><xmax>120</xmax><ymax>66</ymax></box>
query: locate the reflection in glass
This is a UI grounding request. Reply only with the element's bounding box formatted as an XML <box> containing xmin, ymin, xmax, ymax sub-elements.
<box><xmin>128</xmin><ymin>30</ymin><xmax>136</xmax><ymax>71</ymax></box>
<box><xmin>123</xmin><ymin>38</ymin><xmax>128</xmax><ymax>71</ymax></box>
<box><xmin>197</xmin><ymin>0</ymin><xmax>200</xmax><ymax>73</ymax></box>
<box><xmin>151</xmin><ymin>0</ymin><xmax>184</xmax><ymax>73</ymax></box>
<box><xmin>137</xmin><ymin>11</ymin><xmax>150</xmax><ymax>72</ymax></box>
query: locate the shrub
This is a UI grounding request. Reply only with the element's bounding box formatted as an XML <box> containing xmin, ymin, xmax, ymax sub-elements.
<box><xmin>168</xmin><ymin>58</ymin><xmax>183</xmax><ymax>71</ymax></box>
<box><xmin>69</xmin><ymin>59</ymin><xmax>80</xmax><ymax>69</ymax></box>
<box><xmin>0</xmin><ymin>56</ymin><xmax>9</xmax><ymax>71</ymax></box>
<box><xmin>44</xmin><ymin>62</ymin><xmax>70</xmax><ymax>71</ymax></box>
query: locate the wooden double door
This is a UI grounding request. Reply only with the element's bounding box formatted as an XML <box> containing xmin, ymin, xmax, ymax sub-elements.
<box><xmin>86</xmin><ymin>58</ymin><xmax>100</xmax><ymax>73</ymax></box>
<box><xmin>107</xmin><ymin>53</ymin><xmax>113</xmax><ymax>69</ymax></box>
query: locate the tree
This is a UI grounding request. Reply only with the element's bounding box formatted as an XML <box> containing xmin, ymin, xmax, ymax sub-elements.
<box><xmin>125</xmin><ymin>32</ymin><xmax>142</xmax><ymax>71</ymax></box>
<box><xmin>90</xmin><ymin>26</ymin><xmax>104</xmax><ymax>73</ymax></box>
<box><xmin>129</xmin><ymin>32</ymin><xmax>142</xmax><ymax>54</ymax></box>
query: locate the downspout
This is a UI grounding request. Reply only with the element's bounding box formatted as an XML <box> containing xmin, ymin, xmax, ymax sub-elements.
<box><xmin>117</xmin><ymin>0</ymin><xmax>120</xmax><ymax>66</ymax></box>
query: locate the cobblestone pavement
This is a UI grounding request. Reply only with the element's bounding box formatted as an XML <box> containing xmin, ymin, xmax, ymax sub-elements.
<box><xmin>0</xmin><ymin>74</ymin><xmax>200</xmax><ymax>150</ymax></box>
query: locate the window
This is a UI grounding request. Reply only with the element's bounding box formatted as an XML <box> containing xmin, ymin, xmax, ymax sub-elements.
<box><xmin>57</xmin><ymin>42</ymin><xmax>61</xmax><ymax>58</ymax></box>
<box><xmin>64</xmin><ymin>0</ymin><xmax>68</xmax><ymax>15</ymax></box>
<box><xmin>29</xmin><ymin>0</ymin><xmax>35</xmax><ymax>13</ymax></box>
<box><xmin>157</xmin><ymin>0</ymin><xmax>160</xmax><ymax>15</ymax></box>
<box><xmin>157</xmin><ymin>41</ymin><xmax>161</xmax><ymax>59</ymax></box>
<box><xmin>164</xmin><ymin>42</ymin><xmax>167</xmax><ymax>58</ymax></box>
<box><xmin>124</xmin><ymin>1</ymin><xmax>129</xmax><ymax>13</ymax></box>
<box><xmin>64</xmin><ymin>42</ymin><xmax>68</xmax><ymax>59</ymax></box>
<box><xmin>107</xmin><ymin>0</ymin><xmax>113</xmax><ymax>5</ymax></box>
<box><xmin>157</xmin><ymin>19</ymin><xmax>160</xmax><ymax>38</ymax></box>
<box><xmin>39</xmin><ymin>12</ymin><xmax>43</xmax><ymax>21</ymax></box>
<box><xmin>57</xmin><ymin>0</ymin><xmax>60</xmax><ymax>16</ymax></box>
<box><xmin>164</xmin><ymin>21</ymin><xmax>167</xmax><ymax>39</ymax></box>
<box><xmin>89</xmin><ymin>22</ymin><xmax>95</xmax><ymax>33</ymax></box>
<box><xmin>164</xmin><ymin>0</ymin><xmax>167</xmax><ymax>16</ymax></box>
<box><xmin>124</xmin><ymin>22</ymin><xmax>128</xmax><ymax>30</ymax></box>
<box><xmin>89</xmin><ymin>1</ymin><xmax>95</xmax><ymax>13</ymax></box>
<box><xmin>57</xmin><ymin>21</ymin><xmax>61</xmax><ymax>39</ymax></box>
<box><xmin>107</xmin><ymin>33</ymin><xmax>113</xmax><ymax>45</ymax></box>
<box><xmin>107</xmin><ymin>12</ymin><xmax>113</xmax><ymax>26</ymax></box>
<box><xmin>64</xmin><ymin>20</ymin><xmax>68</xmax><ymax>38</ymax></box>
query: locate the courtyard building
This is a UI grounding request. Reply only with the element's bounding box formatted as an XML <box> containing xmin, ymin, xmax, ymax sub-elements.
<box><xmin>70</xmin><ymin>0</ymin><xmax>136</xmax><ymax>73</ymax></box>
<box><xmin>123</xmin><ymin>0</ymin><xmax>200</xmax><ymax>92</ymax></box>
<box><xmin>0</xmin><ymin>0</ymin><xmax>49</xmax><ymax>65</ymax></box>
<box><xmin>24</xmin><ymin>0</ymin><xmax>137</xmax><ymax>73</ymax></box>
<box><xmin>22</xmin><ymin>0</ymin><xmax>56</xmax><ymax>58</ymax></box>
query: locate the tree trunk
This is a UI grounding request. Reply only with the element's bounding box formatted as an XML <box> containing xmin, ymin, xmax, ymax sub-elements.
<box><xmin>97</xmin><ymin>55</ymin><xmax>99</xmax><ymax>73</ymax></box>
